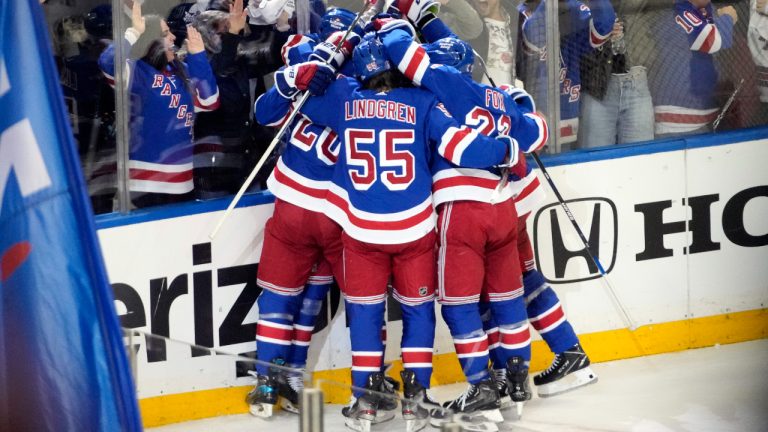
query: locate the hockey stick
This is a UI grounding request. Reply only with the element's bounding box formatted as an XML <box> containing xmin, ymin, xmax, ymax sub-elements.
<box><xmin>475</xmin><ymin>50</ymin><xmax>637</xmax><ymax>330</ymax></box>
<box><xmin>209</xmin><ymin>0</ymin><xmax>379</xmax><ymax>240</ymax></box>
<box><xmin>712</xmin><ymin>78</ymin><xmax>745</xmax><ymax>132</ymax></box>
<box><xmin>531</xmin><ymin>152</ymin><xmax>637</xmax><ymax>331</ymax></box>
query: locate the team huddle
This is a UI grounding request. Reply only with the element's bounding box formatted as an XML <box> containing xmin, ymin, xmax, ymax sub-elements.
<box><xmin>247</xmin><ymin>2</ymin><xmax>596</xmax><ymax>431</ymax></box>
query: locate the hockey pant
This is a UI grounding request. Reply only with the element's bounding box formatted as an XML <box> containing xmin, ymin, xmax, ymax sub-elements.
<box><xmin>438</xmin><ymin>200</ymin><xmax>530</xmax><ymax>382</ymax></box>
<box><xmin>255</xmin><ymin>199</ymin><xmax>343</xmax><ymax>374</ymax></box>
<box><xmin>343</xmin><ymin>232</ymin><xmax>437</xmax><ymax>396</ymax></box>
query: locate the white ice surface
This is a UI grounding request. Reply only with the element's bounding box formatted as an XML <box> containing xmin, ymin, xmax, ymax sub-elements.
<box><xmin>148</xmin><ymin>339</ymin><xmax>768</xmax><ymax>432</ymax></box>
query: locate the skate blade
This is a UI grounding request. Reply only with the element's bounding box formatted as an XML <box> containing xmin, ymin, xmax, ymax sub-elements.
<box><xmin>405</xmin><ymin>417</ymin><xmax>428</xmax><ymax>432</ymax></box>
<box><xmin>498</xmin><ymin>395</ymin><xmax>512</xmax><ymax>411</ymax></box>
<box><xmin>537</xmin><ymin>367</ymin><xmax>598</xmax><ymax>398</ymax></box>
<box><xmin>373</xmin><ymin>409</ymin><xmax>396</xmax><ymax>424</ymax></box>
<box><xmin>281</xmin><ymin>398</ymin><xmax>299</xmax><ymax>414</ymax></box>
<box><xmin>453</xmin><ymin>409</ymin><xmax>504</xmax><ymax>431</ymax></box>
<box><xmin>455</xmin><ymin>416</ymin><xmax>500</xmax><ymax>432</ymax></box>
<box><xmin>515</xmin><ymin>401</ymin><xmax>524</xmax><ymax>420</ymax></box>
<box><xmin>342</xmin><ymin>418</ymin><xmax>372</xmax><ymax>432</ymax></box>
<box><xmin>248</xmin><ymin>403</ymin><xmax>274</xmax><ymax>418</ymax></box>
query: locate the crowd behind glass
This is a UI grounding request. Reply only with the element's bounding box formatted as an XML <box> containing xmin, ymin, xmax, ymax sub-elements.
<box><xmin>42</xmin><ymin>0</ymin><xmax>768</xmax><ymax>214</ymax></box>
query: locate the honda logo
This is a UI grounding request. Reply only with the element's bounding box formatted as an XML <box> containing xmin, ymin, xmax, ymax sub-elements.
<box><xmin>533</xmin><ymin>198</ymin><xmax>618</xmax><ymax>284</ymax></box>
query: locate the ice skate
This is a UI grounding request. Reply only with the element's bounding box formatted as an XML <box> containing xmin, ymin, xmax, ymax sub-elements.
<box><xmin>245</xmin><ymin>371</ymin><xmax>278</xmax><ymax>418</ymax></box>
<box><xmin>382</xmin><ymin>363</ymin><xmax>401</xmax><ymax>393</ymax></box>
<box><xmin>277</xmin><ymin>367</ymin><xmax>304</xmax><ymax>414</ymax></box>
<box><xmin>506</xmin><ymin>356</ymin><xmax>532</xmax><ymax>419</ymax></box>
<box><xmin>400</xmin><ymin>370</ymin><xmax>441</xmax><ymax>432</ymax></box>
<box><xmin>492</xmin><ymin>368</ymin><xmax>512</xmax><ymax>410</ymax></box>
<box><xmin>534</xmin><ymin>343</ymin><xmax>598</xmax><ymax>398</ymax></box>
<box><xmin>431</xmin><ymin>379</ymin><xmax>503</xmax><ymax>432</ymax></box>
<box><xmin>342</xmin><ymin>372</ymin><xmax>395</xmax><ymax>431</ymax></box>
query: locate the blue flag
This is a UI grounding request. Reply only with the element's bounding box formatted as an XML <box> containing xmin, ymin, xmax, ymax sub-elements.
<box><xmin>0</xmin><ymin>1</ymin><xmax>142</xmax><ymax>430</ymax></box>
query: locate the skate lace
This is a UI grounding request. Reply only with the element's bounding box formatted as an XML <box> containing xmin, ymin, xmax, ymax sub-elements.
<box><xmin>287</xmin><ymin>373</ymin><xmax>304</xmax><ymax>392</ymax></box>
<box><xmin>454</xmin><ymin>384</ymin><xmax>478</xmax><ymax>410</ymax></box>
<box><xmin>541</xmin><ymin>353</ymin><xmax>565</xmax><ymax>377</ymax></box>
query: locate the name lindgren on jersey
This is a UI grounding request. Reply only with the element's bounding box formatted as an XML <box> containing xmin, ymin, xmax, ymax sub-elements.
<box><xmin>297</xmin><ymin>77</ymin><xmax>507</xmax><ymax>245</ymax></box>
<box><xmin>380</xmin><ymin>29</ymin><xmax>548</xmax><ymax>206</ymax></box>
<box><xmin>99</xmin><ymin>37</ymin><xmax>219</xmax><ymax>194</ymax></box>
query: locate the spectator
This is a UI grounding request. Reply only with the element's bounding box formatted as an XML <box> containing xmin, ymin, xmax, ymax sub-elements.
<box><xmin>436</xmin><ymin>0</ymin><xmax>485</xmax><ymax>41</ymax></box>
<box><xmin>518</xmin><ymin>0</ymin><xmax>616</xmax><ymax>148</ymax></box>
<box><xmin>750</xmin><ymin>0</ymin><xmax>768</xmax><ymax>114</ymax></box>
<box><xmin>577</xmin><ymin>0</ymin><xmax>654</xmax><ymax>148</ymax></box>
<box><xmin>191</xmin><ymin>0</ymin><xmax>287</xmax><ymax>199</ymax></box>
<box><xmin>468</xmin><ymin>0</ymin><xmax>525</xmax><ymax>86</ymax></box>
<box><xmin>648</xmin><ymin>0</ymin><xmax>737</xmax><ymax>137</ymax></box>
<box><xmin>99</xmin><ymin>2</ymin><xmax>220</xmax><ymax>209</ymax></box>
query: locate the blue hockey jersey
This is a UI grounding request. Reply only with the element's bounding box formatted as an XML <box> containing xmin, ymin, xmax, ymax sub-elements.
<box><xmin>296</xmin><ymin>76</ymin><xmax>509</xmax><ymax>244</ymax></box>
<box><xmin>381</xmin><ymin>29</ymin><xmax>548</xmax><ymax>205</ymax></box>
<box><xmin>254</xmin><ymin>34</ymin><xmax>350</xmax><ymax>212</ymax></box>
<box><xmin>99</xmin><ymin>35</ymin><xmax>219</xmax><ymax>195</ymax></box>
<box><xmin>520</xmin><ymin>0</ymin><xmax>614</xmax><ymax>143</ymax></box>
<box><xmin>649</xmin><ymin>0</ymin><xmax>734</xmax><ymax>135</ymax></box>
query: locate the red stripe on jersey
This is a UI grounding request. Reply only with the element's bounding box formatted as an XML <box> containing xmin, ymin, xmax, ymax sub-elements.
<box><xmin>500</xmin><ymin>326</ymin><xmax>531</xmax><ymax>345</ymax></box>
<box><xmin>402</xmin><ymin>350</ymin><xmax>433</xmax><ymax>364</ymax></box>
<box><xmin>516</xmin><ymin>177</ymin><xmax>541</xmax><ymax>201</ymax></box>
<box><xmin>433</xmin><ymin>176</ymin><xmax>498</xmax><ymax>192</ymax></box>
<box><xmin>699</xmin><ymin>27</ymin><xmax>716</xmax><ymax>53</ymax></box>
<box><xmin>403</xmin><ymin>45</ymin><xmax>427</xmax><ymax>81</ymax></box>
<box><xmin>590</xmin><ymin>29</ymin><xmax>610</xmax><ymax>47</ymax></box>
<box><xmin>531</xmin><ymin>305</ymin><xmax>565</xmax><ymax>331</ymax></box>
<box><xmin>194</xmin><ymin>97</ymin><xmax>220</xmax><ymax>111</ymax></box>
<box><xmin>486</xmin><ymin>329</ymin><xmax>500</xmax><ymax>346</ymax></box>
<box><xmin>130</xmin><ymin>168</ymin><xmax>192</xmax><ymax>183</ymax></box>
<box><xmin>293</xmin><ymin>327</ymin><xmax>313</xmax><ymax>343</ymax></box>
<box><xmin>352</xmin><ymin>354</ymin><xmax>383</xmax><ymax>368</ymax></box>
<box><xmin>272</xmin><ymin>163</ymin><xmax>328</xmax><ymax>199</ymax></box>
<box><xmin>281</xmin><ymin>34</ymin><xmax>306</xmax><ymax>64</ymax></box>
<box><xmin>655</xmin><ymin>111</ymin><xmax>718</xmax><ymax>125</ymax></box>
<box><xmin>326</xmin><ymin>191</ymin><xmax>434</xmax><ymax>230</ymax></box>
<box><xmin>454</xmin><ymin>337</ymin><xmax>489</xmax><ymax>355</ymax></box>
<box><xmin>257</xmin><ymin>322</ymin><xmax>293</xmax><ymax>342</ymax></box>
<box><xmin>442</xmin><ymin>127</ymin><xmax>472</xmax><ymax>162</ymax></box>
<box><xmin>527</xmin><ymin>112</ymin><xmax>549</xmax><ymax>153</ymax></box>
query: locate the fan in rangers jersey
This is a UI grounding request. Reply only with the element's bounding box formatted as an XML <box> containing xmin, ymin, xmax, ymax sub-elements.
<box><xmin>649</xmin><ymin>0</ymin><xmax>737</xmax><ymax>136</ymax></box>
<box><xmin>98</xmin><ymin>1</ymin><xmax>220</xmax><ymax>208</ymax></box>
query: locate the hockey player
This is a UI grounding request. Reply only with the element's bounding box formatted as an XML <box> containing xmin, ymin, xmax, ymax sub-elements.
<box><xmin>374</xmin><ymin>11</ymin><xmax>546</xmax><ymax>427</ymax></box>
<box><xmin>98</xmin><ymin>1</ymin><xmax>220</xmax><ymax>208</ymax></box>
<box><xmin>480</xmin><ymin>92</ymin><xmax>597</xmax><ymax>399</ymax></box>
<box><xmin>245</xmin><ymin>17</ymin><xmax>363</xmax><ymax>417</ymax></box>
<box><xmin>265</xmin><ymin>35</ymin><xmax>518</xmax><ymax>431</ymax></box>
<box><xmin>649</xmin><ymin>0</ymin><xmax>736</xmax><ymax>136</ymax></box>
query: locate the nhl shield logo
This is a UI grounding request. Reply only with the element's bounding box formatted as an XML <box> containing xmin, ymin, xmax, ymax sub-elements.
<box><xmin>418</xmin><ymin>286</ymin><xmax>428</xmax><ymax>296</ymax></box>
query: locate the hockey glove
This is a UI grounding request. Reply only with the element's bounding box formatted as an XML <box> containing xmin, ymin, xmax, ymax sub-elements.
<box><xmin>510</xmin><ymin>150</ymin><xmax>527</xmax><ymax>179</ymax></box>
<box><xmin>499</xmin><ymin>84</ymin><xmax>536</xmax><ymax>113</ymax></box>
<box><xmin>495</xmin><ymin>135</ymin><xmax>520</xmax><ymax>168</ymax></box>
<box><xmin>386</xmin><ymin>0</ymin><xmax>440</xmax><ymax>24</ymax></box>
<box><xmin>274</xmin><ymin>61</ymin><xmax>334</xmax><ymax>99</ymax></box>
<box><xmin>309</xmin><ymin>30</ymin><xmax>362</xmax><ymax>70</ymax></box>
<box><xmin>373</xmin><ymin>17</ymin><xmax>417</xmax><ymax>39</ymax></box>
